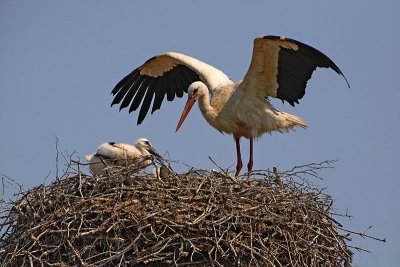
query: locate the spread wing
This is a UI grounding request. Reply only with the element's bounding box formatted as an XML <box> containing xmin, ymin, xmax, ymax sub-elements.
<box><xmin>111</xmin><ymin>52</ymin><xmax>232</xmax><ymax>124</ymax></box>
<box><xmin>239</xmin><ymin>36</ymin><xmax>350</xmax><ymax>106</ymax></box>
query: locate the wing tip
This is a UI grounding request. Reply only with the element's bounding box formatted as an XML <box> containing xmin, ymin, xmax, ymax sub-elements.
<box><xmin>341</xmin><ymin>73</ymin><xmax>351</xmax><ymax>88</ymax></box>
<box><xmin>111</xmin><ymin>99</ymin><xmax>120</xmax><ymax>107</ymax></box>
<box><xmin>328</xmin><ymin>62</ymin><xmax>350</xmax><ymax>88</ymax></box>
<box><xmin>128</xmin><ymin>106</ymin><xmax>136</xmax><ymax>113</ymax></box>
<box><xmin>151</xmin><ymin>107</ymin><xmax>160</xmax><ymax>114</ymax></box>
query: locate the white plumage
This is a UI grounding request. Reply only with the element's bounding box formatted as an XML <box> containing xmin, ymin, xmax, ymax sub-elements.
<box><xmin>86</xmin><ymin>138</ymin><xmax>161</xmax><ymax>175</ymax></box>
<box><xmin>111</xmin><ymin>36</ymin><xmax>349</xmax><ymax>178</ymax></box>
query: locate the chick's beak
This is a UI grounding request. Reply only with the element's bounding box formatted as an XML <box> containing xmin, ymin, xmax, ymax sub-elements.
<box><xmin>176</xmin><ymin>97</ymin><xmax>196</xmax><ymax>132</ymax></box>
<box><xmin>148</xmin><ymin>146</ymin><xmax>162</xmax><ymax>160</ymax></box>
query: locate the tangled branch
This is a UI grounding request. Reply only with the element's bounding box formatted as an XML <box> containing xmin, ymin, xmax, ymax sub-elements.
<box><xmin>0</xmin><ymin>160</ymin><xmax>382</xmax><ymax>266</ymax></box>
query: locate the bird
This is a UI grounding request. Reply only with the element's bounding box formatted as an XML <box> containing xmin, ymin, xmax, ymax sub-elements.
<box><xmin>110</xmin><ymin>35</ymin><xmax>349</xmax><ymax>178</ymax></box>
<box><xmin>152</xmin><ymin>162</ymin><xmax>174</xmax><ymax>179</ymax></box>
<box><xmin>86</xmin><ymin>138</ymin><xmax>162</xmax><ymax>175</ymax></box>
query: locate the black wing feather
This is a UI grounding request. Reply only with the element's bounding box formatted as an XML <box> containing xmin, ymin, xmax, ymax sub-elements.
<box><xmin>277</xmin><ymin>49</ymin><xmax>317</xmax><ymax>105</ymax></box>
<box><xmin>150</xmin><ymin>77</ymin><xmax>165</xmax><ymax>114</ymax></box>
<box><xmin>168</xmin><ymin>72</ymin><xmax>181</xmax><ymax>98</ymax></box>
<box><xmin>111</xmin><ymin>60</ymin><xmax>200</xmax><ymax>124</ymax></box>
<box><xmin>182</xmin><ymin>67</ymin><xmax>201</xmax><ymax>93</ymax></box>
<box><xmin>111</xmin><ymin>68</ymin><xmax>139</xmax><ymax>96</ymax></box>
<box><xmin>111</xmin><ymin>70</ymin><xmax>140</xmax><ymax>106</ymax></box>
<box><xmin>119</xmin><ymin>75</ymin><xmax>146</xmax><ymax>110</ymax></box>
<box><xmin>137</xmin><ymin>80</ymin><xmax>155</xmax><ymax>124</ymax></box>
<box><xmin>129</xmin><ymin>78</ymin><xmax>152</xmax><ymax>113</ymax></box>
<box><xmin>263</xmin><ymin>36</ymin><xmax>350</xmax><ymax>106</ymax></box>
<box><xmin>164</xmin><ymin>75</ymin><xmax>174</xmax><ymax>101</ymax></box>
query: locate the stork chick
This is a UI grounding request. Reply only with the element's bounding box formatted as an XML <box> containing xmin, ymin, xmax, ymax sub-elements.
<box><xmin>86</xmin><ymin>138</ymin><xmax>161</xmax><ymax>175</ymax></box>
<box><xmin>152</xmin><ymin>162</ymin><xmax>174</xmax><ymax>179</ymax></box>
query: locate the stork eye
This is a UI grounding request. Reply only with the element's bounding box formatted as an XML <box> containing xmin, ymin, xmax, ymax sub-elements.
<box><xmin>193</xmin><ymin>88</ymin><xmax>198</xmax><ymax>94</ymax></box>
<box><xmin>145</xmin><ymin>141</ymin><xmax>150</xmax><ymax>145</ymax></box>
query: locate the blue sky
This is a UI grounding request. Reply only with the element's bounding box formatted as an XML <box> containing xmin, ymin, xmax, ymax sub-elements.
<box><xmin>1</xmin><ymin>1</ymin><xmax>399</xmax><ymax>266</ymax></box>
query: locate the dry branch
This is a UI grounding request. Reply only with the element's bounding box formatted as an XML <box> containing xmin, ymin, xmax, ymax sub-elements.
<box><xmin>0</xmin><ymin>160</ymin><xmax>359</xmax><ymax>266</ymax></box>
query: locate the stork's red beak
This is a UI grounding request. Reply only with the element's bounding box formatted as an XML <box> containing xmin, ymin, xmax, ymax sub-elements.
<box><xmin>176</xmin><ymin>97</ymin><xmax>196</xmax><ymax>132</ymax></box>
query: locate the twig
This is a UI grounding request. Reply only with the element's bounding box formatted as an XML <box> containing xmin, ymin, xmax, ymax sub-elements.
<box><xmin>338</xmin><ymin>226</ymin><xmax>386</xmax><ymax>242</ymax></box>
<box><xmin>0</xmin><ymin>159</ymin><xmax>382</xmax><ymax>266</ymax></box>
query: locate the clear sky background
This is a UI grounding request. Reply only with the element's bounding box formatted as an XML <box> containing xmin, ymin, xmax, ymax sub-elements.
<box><xmin>1</xmin><ymin>1</ymin><xmax>399</xmax><ymax>266</ymax></box>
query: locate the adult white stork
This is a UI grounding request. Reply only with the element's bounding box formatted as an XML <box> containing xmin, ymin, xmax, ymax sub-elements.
<box><xmin>86</xmin><ymin>138</ymin><xmax>161</xmax><ymax>175</ymax></box>
<box><xmin>111</xmin><ymin>36</ymin><xmax>349</xmax><ymax>178</ymax></box>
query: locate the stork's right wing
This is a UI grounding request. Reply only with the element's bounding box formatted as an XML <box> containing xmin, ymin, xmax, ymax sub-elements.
<box><xmin>111</xmin><ymin>52</ymin><xmax>232</xmax><ymax>124</ymax></box>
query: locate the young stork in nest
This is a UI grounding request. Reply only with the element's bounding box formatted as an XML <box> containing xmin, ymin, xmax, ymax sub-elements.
<box><xmin>110</xmin><ymin>36</ymin><xmax>349</xmax><ymax>178</ymax></box>
<box><xmin>86</xmin><ymin>138</ymin><xmax>161</xmax><ymax>175</ymax></box>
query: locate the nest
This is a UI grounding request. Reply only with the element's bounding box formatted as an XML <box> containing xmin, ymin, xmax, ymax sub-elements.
<box><xmin>0</xmin><ymin>159</ymin><xmax>353</xmax><ymax>266</ymax></box>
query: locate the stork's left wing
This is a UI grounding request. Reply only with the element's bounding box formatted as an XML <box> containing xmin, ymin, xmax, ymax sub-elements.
<box><xmin>239</xmin><ymin>36</ymin><xmax>350</xmax><ymax>106</ymax></box>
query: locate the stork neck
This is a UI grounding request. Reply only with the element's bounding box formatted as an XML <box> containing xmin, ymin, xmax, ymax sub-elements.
<box><xmin>198</xmin><ymin>93</ymin><xmax>217</xmax><ymax>125</ymax></box>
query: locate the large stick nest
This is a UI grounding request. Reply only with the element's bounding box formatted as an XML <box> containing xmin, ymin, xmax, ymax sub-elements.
<box><xmin>0</xmin><ymin>159</ymin><xmax>353</xmax><ymax>266</ymax></box>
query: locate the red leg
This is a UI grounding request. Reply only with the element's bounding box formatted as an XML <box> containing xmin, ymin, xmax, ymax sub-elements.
<box><xmin>234</xmin><ymin>136</ymin><xmax>243</xmax><ymax>176</ymax></box>
<box><xmin>247</xmin><ymin>138</ymin><xmax>253</xmax><ymax>179</ymax></box>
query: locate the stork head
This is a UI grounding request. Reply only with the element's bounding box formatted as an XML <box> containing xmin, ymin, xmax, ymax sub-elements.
<box><xmin>176</xmin><ymin>81</ymin><xmax>207</xmax><ymax>132</ymax></box>
<box><xmin>187</xmin><ymin>81</ymin><xmax>207</xmax><ymax>99</ymax></box>
<box><xmin>135</xmin><ymin>138</ymin><xmax>162</xmax><ymax>159</ymax></box>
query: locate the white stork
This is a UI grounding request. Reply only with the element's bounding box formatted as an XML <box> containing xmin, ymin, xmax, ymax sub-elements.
<box><xmin>86</xmin><ymin>138</ymin><xmax>161</xmax><ymax>175</ymax></box>
<box><xmin>111</xmin><ymin>36</ymin><xmax>349</xmax><ymax>178</ymax></box>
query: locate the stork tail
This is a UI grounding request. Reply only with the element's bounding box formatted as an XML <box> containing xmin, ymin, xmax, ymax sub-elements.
<box><xmin>275</xmin><ymin>113</ymin><xmax>308</xmax><ymax>133</ymax></box>
<box><xmin>287</xmin><ymin>114</ymin><xmax>308</xmax><ymax>129</ymax></box>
